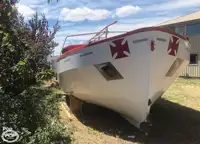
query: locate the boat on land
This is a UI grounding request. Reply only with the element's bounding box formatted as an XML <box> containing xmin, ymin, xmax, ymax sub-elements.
<box><xmin>56</xmin><ymin>21</ymin><xmax>191</xmax><ymax>130</ymax></box>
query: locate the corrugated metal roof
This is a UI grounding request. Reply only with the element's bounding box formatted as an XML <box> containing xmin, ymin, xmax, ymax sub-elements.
<box><xmin>157</xmin><ymin>11</ymin><xmax>200</xmax><ymax>26</ymax></box>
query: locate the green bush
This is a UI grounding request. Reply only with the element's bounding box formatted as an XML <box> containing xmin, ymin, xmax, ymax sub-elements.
<box><xmin>27</xmin><ymin>121</ymin><xmax>72</xmax><ymax>144</ymax></box>
<box><xmin>0</xmin><ymin>85</ymin><xmax>73</xmax><ymax>144</ymax></box>
<box><xmin>0</xmin><ymin>1</ymin><xmax>72</xmax><ymax>143</ymax></box>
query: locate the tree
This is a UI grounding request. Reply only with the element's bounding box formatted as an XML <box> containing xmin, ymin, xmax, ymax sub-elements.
<box><xmin>0</xmin><ymin>0</ymin><xmax>29</xmax><ymax>94</ymax></box>
<box><xmin>0</xmin><ymin>1</ymin><xmax>72</xmax><ymax>143</ymax></box>
<box><xmin>0</xmin><ymin>8</ymin><xmax>60</xmax><ymax>95</ymax></box>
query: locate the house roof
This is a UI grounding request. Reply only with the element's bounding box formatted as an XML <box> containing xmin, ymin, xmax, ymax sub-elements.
<box><xmin>157</xmin><ymin>10</ymin><xmax>200</xmax><ymax>26</ymax></box>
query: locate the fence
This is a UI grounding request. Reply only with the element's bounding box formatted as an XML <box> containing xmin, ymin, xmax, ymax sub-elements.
<box><xmin>180</xmin><ymin>65</ymin><xmax>200</xmax><ymax>77</ymax></box>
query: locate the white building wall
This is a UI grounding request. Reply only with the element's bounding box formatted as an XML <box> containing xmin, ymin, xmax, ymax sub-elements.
<box><xmin>181</xmin><ymin>34</ymin><xmax>200</xmax><ymax>77</ymax></box>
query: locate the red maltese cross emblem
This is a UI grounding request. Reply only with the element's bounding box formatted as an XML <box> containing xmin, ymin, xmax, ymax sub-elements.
<box><xmin>168</xmin><ymin>36</ymin><xmax>180</xmax><ymax>56</ymax></box>
<box><xmin>109</xmin><ymin>38</ymin><xmax>130</xmax><ymax>59</ymax></box>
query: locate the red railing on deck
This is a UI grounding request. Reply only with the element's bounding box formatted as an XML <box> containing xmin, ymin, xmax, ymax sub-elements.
<box><xmin>60</xmin><ymin>21</ymin><xmax>127</xmax><ymax>55</ymax></box>
<box><xmin>87</xmin><ymin>21</ymin><xmax>117</xmax><ymax>43</ymax></box>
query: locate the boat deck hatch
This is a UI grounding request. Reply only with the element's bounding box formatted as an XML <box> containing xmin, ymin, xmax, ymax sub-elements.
<box><xmin>94</xmin><ymin>62</ymin><xmax>123</xmax><ymax>81</ymax></box>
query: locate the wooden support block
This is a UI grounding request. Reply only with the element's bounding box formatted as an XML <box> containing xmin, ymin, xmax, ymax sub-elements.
<box><xmin>60</xmin><ymin>102</ymin><xmax>73</xmax><ymax>120</ymax></box>
<box><xmin>69</xmin><ymin>95</ymin><xmax>82</xmax><ymax>113</ymax></box>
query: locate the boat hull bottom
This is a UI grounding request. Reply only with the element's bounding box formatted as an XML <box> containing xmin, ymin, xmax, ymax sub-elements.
<box><xmin>67</xmin><ymin>93</ymin><xmax>152</xmax><ymax>131</ymax></box>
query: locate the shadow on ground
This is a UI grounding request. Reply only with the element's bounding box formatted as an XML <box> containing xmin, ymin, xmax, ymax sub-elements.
<box><xmin>69</xmin><ymin>98</ymin><xmax>200</xmax><ymax>144</ymax></box>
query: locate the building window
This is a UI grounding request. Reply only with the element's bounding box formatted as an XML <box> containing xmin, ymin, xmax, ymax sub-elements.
<box><xmin>168</xmin><ymin>27</ymin><xmax>175</xmax><ymax>32</ymax></box>
<box><xmin>175</xmin><ymin>26</ymin><xmax>185</xmax><ymax>35</ymax></box>
<box><xmin>167</xmin><ymin>26</ymin><xmax>185</xmax><ymax>35</ymax></box>
<box><xmin>190</xmin><ymin>54</ymin><xmax>198</xmax><ymax>65</ymax></box>
<box><xmin>186</xmin><ymin>23</ymin><xmax>200</xmax><ymax>36</ymax></box>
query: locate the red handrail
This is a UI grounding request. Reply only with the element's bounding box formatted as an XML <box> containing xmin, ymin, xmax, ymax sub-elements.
<box><xmin>60</xmin><ymin>21</ymin><xmax>122</xmax><ymax>55</ymax></box>
<box><xmin>61</xmin><ymin>32</ymin><xmax>98</xmax><ymax>51</ymax></box>
<box><xmin>87</xmin><ymin>21</ymin><xmax>117</xmax><ymax>43</ymax></box>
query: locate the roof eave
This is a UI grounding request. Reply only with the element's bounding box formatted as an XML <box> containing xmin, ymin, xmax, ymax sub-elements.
<box><xmin>158</xmin><ymin>18</ymin><xmax>200</xmax><ymax>27</ymax></box>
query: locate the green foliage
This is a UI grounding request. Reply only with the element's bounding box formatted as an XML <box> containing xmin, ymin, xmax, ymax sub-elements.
<box><xmin>28</xmin><ymin>122</ymin><xmax>72</xmax><ymax>144</ymax></box>
<box><xmin>0</xmin><ymin>2</ymin><xmax>60</xmax><ymax>95</ymax></box>
<box><xmin>36</xmin><ymin>68</ymin><xmax>55</xmax><ymax>81</ymax></box>
<box><xmin>0</xmin><ymin>1</ymin><xmax>72</xmax><ymax>144</ymax></box>
<box><xmin>0</xmin><ymin>1</ymin><xmax>31</xmax><ymax>94</ymax></box>
<box><xmin>0</xmin><ymin>86</ymin><xmax>73</xmax><ymax>144</ymax></box>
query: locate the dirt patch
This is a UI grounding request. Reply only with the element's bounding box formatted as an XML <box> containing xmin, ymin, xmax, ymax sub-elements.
<box><xmin>60</xmin><ymin>102</ymin><xmax>139</xmax><ymax>144</ymax></box>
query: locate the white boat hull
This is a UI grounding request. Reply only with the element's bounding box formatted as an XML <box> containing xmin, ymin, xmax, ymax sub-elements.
<box><xmin>57</xmin><ymin>27</ymin><xmax>190</xmax><ymax>128</ymax></box>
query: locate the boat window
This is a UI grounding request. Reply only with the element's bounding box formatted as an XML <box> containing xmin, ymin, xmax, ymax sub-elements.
<box><xmin>94</xmin><ymin>62</ymin><xmax>123</xmax><ymax>81</ymax></box>
<box><xmin>186</xmin><ymin>23</ymin><xmax>200</xmax><ymax>36</ymax></box>
<box><xmin>190</xmin><ymin>54</ymin><xmax>198</xmax><ymax>65</ymax></box>
<box><xmin>166</xmin><ymin>58</ymin><xmax>184</xmax><ymax>77</ymax></box>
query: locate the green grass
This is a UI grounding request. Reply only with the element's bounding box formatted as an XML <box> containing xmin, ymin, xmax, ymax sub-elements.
<box><xmin>163</xmin><ymin>78</ymin><xmax>200</xmax><ymax>110</ymax></box>
<box><xmin>146</xmin><ymin>78</ymin><xmax>200</xmax><ymax>144</ymax></box>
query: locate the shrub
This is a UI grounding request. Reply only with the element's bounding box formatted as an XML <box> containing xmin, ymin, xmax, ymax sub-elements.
<box><xmin>0</xmin><ymin>1</ymin><xmax>72</xmax><ymax>143</ymax></box>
